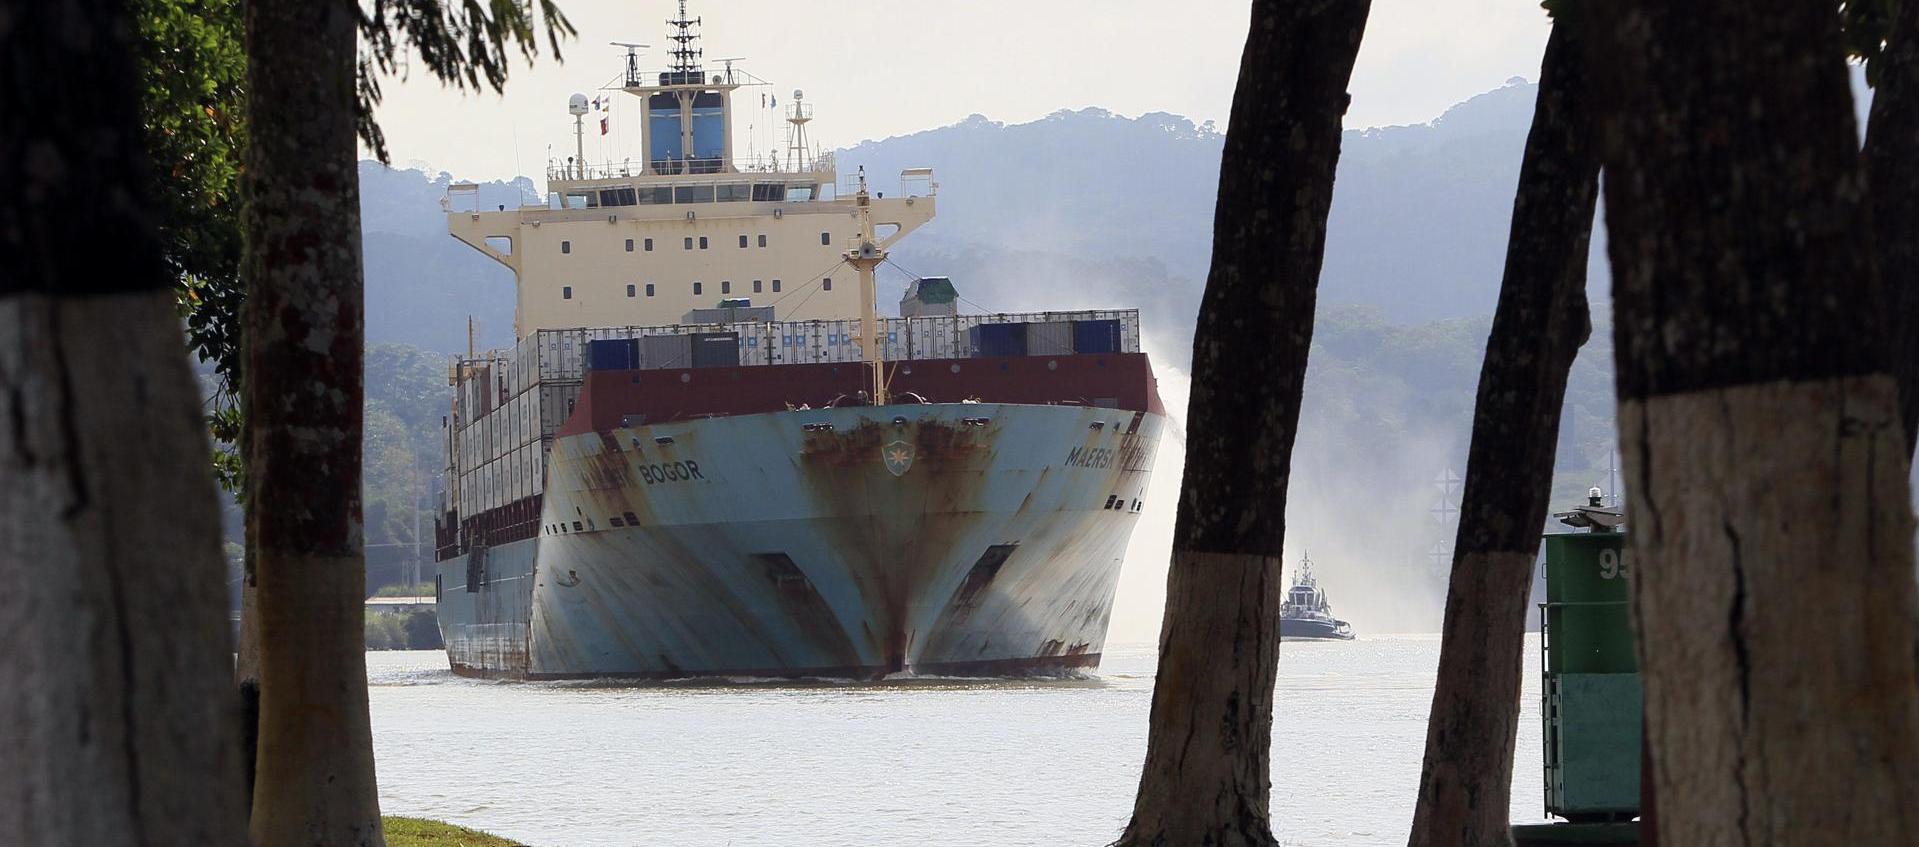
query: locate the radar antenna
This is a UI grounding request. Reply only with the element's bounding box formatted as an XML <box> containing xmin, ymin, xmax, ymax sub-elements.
<box><xmin>667</xmin><ymin>0</ymin><xmax>702</xmax><ymax>74</ymax></box>
<box><xmin>611</xmin><ymin>41</ymin><xmax>650</xmax><ymax>87</ymax></box>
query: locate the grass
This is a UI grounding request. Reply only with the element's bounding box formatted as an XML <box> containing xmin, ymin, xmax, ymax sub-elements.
<box><xmin>373</xmin><ymin>582</ymin><xmax>435</xmax><ymax>598</ymax></box>
<box><xmin>383</xmin><ymin>816</ymin><xmax>527</xmax><ymax>847</ymax></box>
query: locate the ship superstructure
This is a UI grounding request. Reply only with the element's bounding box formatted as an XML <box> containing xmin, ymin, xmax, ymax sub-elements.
<box><xmin>432</xmin><ymin>4</ymin><xmax>1165</xmax><ymax>679</ymax></box>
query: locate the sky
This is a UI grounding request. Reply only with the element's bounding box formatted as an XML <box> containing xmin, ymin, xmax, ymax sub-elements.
<box><xmin>373</xmin><ymin>0</ymin><xmax>1554</xmax><ymax>180</ymax></box>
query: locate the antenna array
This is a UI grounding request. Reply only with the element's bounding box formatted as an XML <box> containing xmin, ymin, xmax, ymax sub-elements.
<box><xmin>667</xmin><ymin>0</ymin><xmax>702</xmax><ymax>73</ymax></box>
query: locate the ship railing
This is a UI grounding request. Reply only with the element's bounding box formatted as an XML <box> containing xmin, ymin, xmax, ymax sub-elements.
<box><xmin>547</xmin><ymin>154</ymin><xmax>838</xmax><ymax>184</ymax></box>
<box><xmin>504</xmin><ymin>309</ymin><xmax>1143</xmax><ymax>388</ymax></box>
<box><xmin>443</xmin><ymin>310</ymin><xmax>1141</xmax><ymax>402</ymax></box>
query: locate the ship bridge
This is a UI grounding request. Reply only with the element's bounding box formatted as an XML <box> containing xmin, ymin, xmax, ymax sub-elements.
<box><xmin>444</xmin><ymin>2</ymin><xmax>936</xmax><ymax>338</ymax></box>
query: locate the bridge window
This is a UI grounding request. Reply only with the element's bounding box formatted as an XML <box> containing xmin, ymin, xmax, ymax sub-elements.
<box><xmin>674</xmin><ymin>185</ymin><xmax>715</xmax><ymax>204</ymax></box>
<box><xmin>716</xmin><ymin>184</ymin><xmax>751</xmax><ymax>202</ymax></box>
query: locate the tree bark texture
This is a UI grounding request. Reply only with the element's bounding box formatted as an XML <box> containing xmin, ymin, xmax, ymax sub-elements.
<box><xmin>1407</xmin><ymin>22</ymin><xmax>1598</xmax><ymax>847</ymax></box>
<box><xmin>242</xmin><ymin>1</ymin><xmax>384</xmax><ymax>845</ymax></box>
<box><xmin>0</xmin><ymin>1</ymin><xmax>249</xmax><ymax>845</ymax></box>
<box><xmin>1584</xmin><ymin>3</ymin><xmax>1919</xmax><ymax>844</ymax></box>
<box><xmin>1864</xmin><ymin>0</ymin><xmax>1919</xmax><ymax>453</ymax></box>
<box><xmin>1117</xmin><ymin>2</ymin><xmax>1371</xmax><ymax>844</ymax></box>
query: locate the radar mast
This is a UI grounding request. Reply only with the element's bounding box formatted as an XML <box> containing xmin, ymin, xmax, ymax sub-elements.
<box><xmin>667</xmin><ymin>0</ymin><xmax>702</xmax><ymax>73</ymax></box>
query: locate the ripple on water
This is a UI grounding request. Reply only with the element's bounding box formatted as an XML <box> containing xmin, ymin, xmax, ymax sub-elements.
<box><xmin>370</xmin><ymin>637</ymin><xmax>1545</xmax><ymax>847</ymax></box>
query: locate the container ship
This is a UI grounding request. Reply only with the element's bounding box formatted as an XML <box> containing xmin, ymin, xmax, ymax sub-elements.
<box><xmin>430</xmin><ymin>3</ymin><xmax>1166</xmax><ymax>679</ymax></box>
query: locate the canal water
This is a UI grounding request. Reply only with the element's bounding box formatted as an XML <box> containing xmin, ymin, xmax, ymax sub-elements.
<box><xmin>369</xmin><ymin>635</ymin><xmax>1544</xmax><ymax>846</ymax></box>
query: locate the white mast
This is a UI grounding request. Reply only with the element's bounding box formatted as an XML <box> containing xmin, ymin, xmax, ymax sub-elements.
<box><xmin>785</xmin><ymin>89</ymin><xmax>813</xmax><ymax>172</ymax></box>
<box><xmin>567</xmin><ymin>92</ymin><xmax>589</xmax><ymax>179</ymax></box>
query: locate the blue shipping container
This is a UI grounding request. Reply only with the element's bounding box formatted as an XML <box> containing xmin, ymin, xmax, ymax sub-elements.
<box><xmin>970</xmin><ymin>323</ymin><xmax>1028</xmax><ymax>357</ymax></box>
<box><xmin>586</xmin><ymin>338</ymin><xmax>639</xmax><ymax>371</ymax></box>
<box><xmin>1072</xmin><ymin>319</ymin><xmax>1121</xmax><ymax>354</ymax></box>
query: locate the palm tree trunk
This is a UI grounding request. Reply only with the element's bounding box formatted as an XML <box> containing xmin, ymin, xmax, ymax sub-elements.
<box><xmin>1115</xmin><ymin>1</ymin><xmax>1371</xmax><ymax>844</ymax></box>
<box><xmin>1584</xmin><ymin>3</ymin><xmax>1919</xmax><ymax>843</ymax></box>
<box><xmin>241</xmin><ymin>1</ymin><xmax>384</xmax><ymax>844</ymax></box>
<box><xmin>1406</xmin><ymin>22</ymin><xmax>1598</xmax><ymax>847</ymax></box>
<box><xmin>0</xmin><ymin>1</ymin><xmax>248</xmax><ymax>844</ymax></box>
<box><xmin>1865</xmin><ymin>0</ymin><xmax>1919</xmax><ymax>454</ymax></box>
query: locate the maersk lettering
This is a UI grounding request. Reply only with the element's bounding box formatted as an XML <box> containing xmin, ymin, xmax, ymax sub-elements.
<box><xmin>1065</xmin><ymin>438</ymin><xmax>1157</xmax><ymax>471</ymax></box>
<box><xmin>1065</xmin><ymin>445</ymin><xmax>1114</xmax><ymax>469</ymax></box>
<box><xmin>639</xmin><ymin>460</ymin><xmax>705</xmax><ymax>485</ymax></box>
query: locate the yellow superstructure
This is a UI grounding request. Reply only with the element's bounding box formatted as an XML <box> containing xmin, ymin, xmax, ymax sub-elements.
<box><xmin>444</xmin><ymin>18</ymin><xmax>935</xmax><ymax>339</ymax></box>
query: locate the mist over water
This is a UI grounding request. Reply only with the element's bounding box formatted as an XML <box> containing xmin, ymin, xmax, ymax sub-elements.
<box><xmin>1107</xmin><ymin>333</ymin><xmax>1454</xmax><ymax>645</ymax></box>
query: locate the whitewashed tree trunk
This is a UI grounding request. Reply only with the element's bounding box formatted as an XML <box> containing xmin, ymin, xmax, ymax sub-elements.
<box><xmin>1586</xmin><ymin>2</ymin><xmax>1919</xmax><ymax>843</ymax></box>
<box><xmin>1116</xmin><ymin>1</ymin><xmax>1371</xmax><ymax>844</ymax></box>
<box><xmin>242</xmin><ymin>0</ymin><xmax>384</xmax><ymax>844</ymax></box>
<box><xmin>1408</xmin><ymin>22</ymin><xmax>1598</xmax><ymax>847</ymax></box>
<box><xmin>0</xmin><ymin>2</ymin><xmax>248</xmax><ymax>845</ymax></box>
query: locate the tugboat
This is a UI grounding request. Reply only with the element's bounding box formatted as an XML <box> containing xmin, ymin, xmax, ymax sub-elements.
<box><xmin>1279</xmin><ymin>553</ymin><xmax>1355</xmax><ymax>640</ymax></box>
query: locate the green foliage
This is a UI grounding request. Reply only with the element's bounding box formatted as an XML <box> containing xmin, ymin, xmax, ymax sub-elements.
<box><xmin>368</xmin><ymin>342</ymin><xmax>453</xmax><ymax>438</ymax></box>
<box><xmin>135</xmin><ymin>0</ymin><xmax>249</xmax><ymax>490</ymax></box>
<box><xmin>355</xmin><ymin>0</ymin><xmax>578</xmax><ymax>162</ymax></box>
<box><xmin>133</xmin><ymin>0</ymin><xmax>573</xmax><ymax>492</ymax></box>
<box><xmin>375</xmin><ymin>582</ymin><xmax>435</xmax><ymax>597</ymax></box>
<box><xmin>362</xmin><ymin>343</ymin><xmax>450</xmax><ymax>551</ymax></box>
<box><xmin>402</xmin><ymin>610</ymin><xmax>444</xmax><ymax>649</ymax></box>
<box><xmin>1844</xmin><ymin>0</ymin><xmax>1901</xmax><ymax>85</ymax></box>
<box><xmin>364</xmin><ymin>610</ymin><xmax>443</xmax><ymax>650</ymax></box>
<box><xmin>364</xmin><ymin>611</ymin><xmax>408</xmax><ymax>650</ymax></box>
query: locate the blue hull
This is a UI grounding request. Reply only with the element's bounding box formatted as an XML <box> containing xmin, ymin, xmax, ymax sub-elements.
<box><xmin>436</xmin><ymin>402</ymin><xmax>1162</xmax><ymax>679</ymax></box>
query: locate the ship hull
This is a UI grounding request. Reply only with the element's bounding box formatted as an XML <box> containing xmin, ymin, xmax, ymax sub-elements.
<box><xmin>1279</xmin><ymin>617</ymin><xmax>1356</xmax><ymax>641</ymax></box>
<box><xmin>437</xmin><ymin>402</ymin><xmax>1162</xmax><ymax>679</ymax></box>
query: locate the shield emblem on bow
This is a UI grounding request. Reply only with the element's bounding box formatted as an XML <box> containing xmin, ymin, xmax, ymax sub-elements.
<box><xmin>882</xmin><ymin>440</ymin><xmax>914</xmax><ymax>477</ymax></box>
